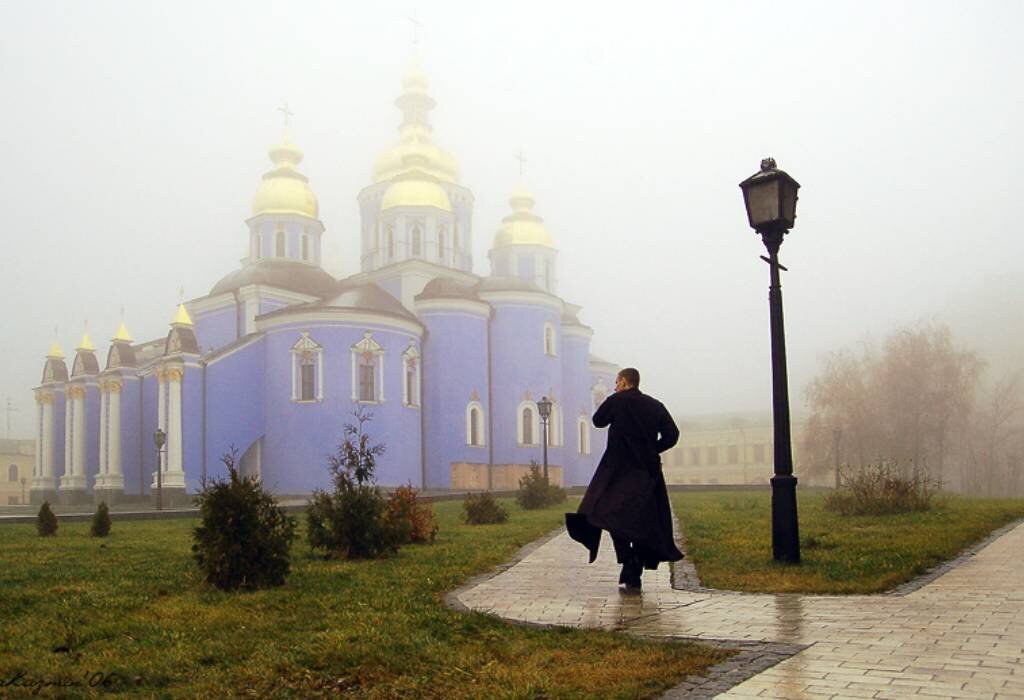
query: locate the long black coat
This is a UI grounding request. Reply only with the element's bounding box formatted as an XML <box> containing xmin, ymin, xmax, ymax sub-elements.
<box><xmin>566</xmin><ymin>387</ymin><xmax>683</xmax><ymax>567</ymax></box>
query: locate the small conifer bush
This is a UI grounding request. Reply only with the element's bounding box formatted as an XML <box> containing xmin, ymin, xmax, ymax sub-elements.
<box><xmin>90</xmin><ymin>502</ymin><xmax>111</xmax><ymax>537</ymax></box>
<box><xmin>385</xmin><ymin>484</ymin><xmax>438</xmax><ymax>544</ymax></box>
<box><xmin>36</xmin><ymin>501</ymin><xmax>58</xmax><ymax>537</ymax></box>
<box><xmin>463</xmin><ymin>491</ymin><xmax>508</xmax><ymax>525</ymax></box>
<box><xmin>307</xmin><ymin>408</ymin><xmax>400</xmax><ymax>559</ymax></box>
<box><xmin>192</xmin><ymin>448</ymin><xmax>297</xmax><ymax>591</ymax></box>
<box><xmin>516</xmin><ymin>461</ymin><xmax>567</xmax><ymax>510</ymax></box>
<box><xmin>824</xmin><ymin>459</ymin><xmax>943</xmax><ymax>516</ymax></box>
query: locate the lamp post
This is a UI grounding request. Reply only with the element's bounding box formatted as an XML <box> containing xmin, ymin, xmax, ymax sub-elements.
<box><xmin>153</xmin><ymin>428</ymin><xmax>166</xmax><ymax>511</ymax></box>
<box><xmin>537</xmin><ymin>396</ymin><xmax>552</xmax><ymax>481</ymax></box>
<box><xmin>739</xmin><ymin>157</ymin><xmax>801</xmax><ymax>564</ymax></box>
<box><xmin>20</xmin><ymin>477</ymin><xmax>26</xmax><ymax>505</ymax></box>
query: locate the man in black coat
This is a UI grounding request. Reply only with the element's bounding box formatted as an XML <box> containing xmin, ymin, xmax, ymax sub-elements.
<box><xmin>565</xmin><ymin>367</ymin><xmax>682</xmax><ymax>591</ymax></box>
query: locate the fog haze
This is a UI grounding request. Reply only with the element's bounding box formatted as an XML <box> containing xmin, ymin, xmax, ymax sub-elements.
<box><xmin>2</xmin><ymin>0</ymin><xmax>1022</xmax><ymax>437</ymax></box>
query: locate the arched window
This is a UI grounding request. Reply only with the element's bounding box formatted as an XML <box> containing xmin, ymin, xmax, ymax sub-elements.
<box><xmin>517</xmin><ymin>401</ymin><xmax>539</xmax><ymax>446</ymax></box>
<box><xmin>387</xmin><ymin>225</ymin><xmax>395</xmax><ymax>261</ymax></box>
<box><xmin>453</xmin><ymin>220</ymin><xmax>459</xmax><ymax>250</ymax></box>
<box><xmin>251</xmin><ymin>231</ymin><xmax>260</xmax><ymax>259</ymax></box>
<box><xmin>545</xmin><ymin>261</ymin><xmax>552</xmax><ymax>290</ymax></box>
<box><xmin>290</xmin><ymin>332</ymin><xmax>323</xmax><ymax>402</ymax></box>
<box><xmin>544</xmin><ymin>403</ymin><xmax>562</xmax><ymax>447</ymax></box>
<box><xmin>544</xmin><ymin>323</ymin><xmax>557</xmax><ymax>356</ymax></box>
<box><xmin>275</xmin><ymin>229</ymin><xmax>286</xmax><ymax>257</ymax></box>
<box><xmin>301</xmin><ymin>234</ymin><xmax>309</xmax><ymax>261</ymax></box>
<box><xmin>577</xmin><ymin>416</ymin><xmax>590</xmax><ymax>455</ymax></box>
<box><xmin>402</xmin><ymin>343</ymin><xmax>420</xmax><ymax>407</ymax></box>
<box><xmin>466</xmin><ymin>401</ymin><xmax>485</xmax><ymax>447</ymax></box>
<box><xmin>7</xmin><ymin>464</ymin><xmax>17</xmax><ymax>482</ymax></box>
<box><xmin>351</xmin><ymin>332</ymin><xmax>384</xmax><ymax>403</ymax></box>
<box><xmin>592</xmin><ymin>379</ymin><xmax>609</xmax><ymax>411</ymax></box>
<box><xmin>438</xmin><ymin>227</ymin><xmax>446</xmax><ymax>262</ymax></box>
<box><xmin>411</xmin><ymin>226</ymin><xmax>422</xmax><ymax>257</ymax></box>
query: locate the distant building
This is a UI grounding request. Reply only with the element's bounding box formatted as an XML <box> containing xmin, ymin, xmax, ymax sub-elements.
<box><xmin>1</xmin><ymin>440</ymin><xmax>34</xmax><ymax>505</ymax></box>
<box><xmin>663</xmin><ymin>412</ymin><xmax>816</xmax><ymax>486</ymax></box>
<box><xmin>29</xmin><ymin>64</ymin><xmax>617</xmax><ymax>506</ymax></box>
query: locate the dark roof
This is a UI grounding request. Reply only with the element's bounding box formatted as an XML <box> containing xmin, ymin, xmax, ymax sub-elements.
<box><xmin>42</xmin><ymin>358</ymin><xmax>69</xmax><ymax>384</ymax></box>
<box><xmin>71</xmin><ymin>351</ymin><xmax>100</xmax><ymax>377</ymax></box>
<box><xmin>258</xmin><ymin>281</ymin><xmax>419</xmax><ymax>324</ymax></box>
<box><xmin>475</xmin><ymin>275</ymin><xmax>544</xmax><ymax>293</ymax></box>
<box><xmin>415</xmin><ymin>277</ymin><xmax>481</xmax><ymax>302</ymax></box>
<box><xmin>210</xmin><ymin>260</ymin><xmax>337</xmax><ymax>299</ymax></box>
<box><xmin>106</xmin><ymin>341</ymin><xmax>137</xmax><ymax>370</ymax></box>
<box><xmin>165</xmin><ymin>326</ymin><xmax>200</xmax><ymax>355</ymax></box>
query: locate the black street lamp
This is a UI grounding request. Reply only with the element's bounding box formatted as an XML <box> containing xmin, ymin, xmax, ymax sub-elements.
<box><xmin>153</xmin><ymin>428</ymin><xmax>166</xmax><ymax>511</ymax></box>
<box><xmin>537</xmin><ymin>396</ymin><xmax>552</xmax><ymax>481</ymax></box>
<box><xmin>739</xmin><ymin>157</ymin><xmax>802</xmax><ymax>564</ymax></box>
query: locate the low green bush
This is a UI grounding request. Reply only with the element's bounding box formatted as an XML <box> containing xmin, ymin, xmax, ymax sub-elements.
<box><xmin>385</xmin><ymin>484</ymin><xmax>438</xmax><ymax>545</ymax></box>
<box><xmin>192</xmin><ymin>449</ymin><xmax>297</xmax><ymax>590</ymax></box>
<box><xmin>463</xmin><ymin>491</ymin><xmax>508</xmax><ymax>524</ymax></box>
<box><xmin>90</xmin><ymin>502</ymin><xmax>111</xmax><ymax>537</ymax></box>
<box><xmin>516</xmin><ymin>461</ymin><xmax>567</xmax><ymax>510</ymax></box>
<box><xmin>824</xmin><ymin>459</ymin><xmax>943</xmax><ymax>516</ymax></box>
<box><xmin>36</xmin><ymin>501</ymin><xmax>57</xmax><ymax>537</ymax></box>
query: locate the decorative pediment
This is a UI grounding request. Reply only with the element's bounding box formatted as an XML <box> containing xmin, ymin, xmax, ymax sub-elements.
<box><xmin>291</xmin><ymin>331</ymin><xmax>322</xmax><ymax>353</ymax></box>
<box><xmin>351</xmin><ymin>331</ymin><xmax>383</xmax><ymax>355</ymax></box>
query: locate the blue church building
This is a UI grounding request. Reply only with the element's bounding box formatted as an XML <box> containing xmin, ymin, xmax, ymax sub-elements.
<box><xmin>30</xmin><ymin>64</ymin><xmax>619</xmax><ymax>504</ymax></box>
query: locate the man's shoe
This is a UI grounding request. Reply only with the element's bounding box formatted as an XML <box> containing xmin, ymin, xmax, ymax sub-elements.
<box><xmin>621</xmin><ymin>577</ymin><xmax>642</xmax><ymax>593</ymax></box>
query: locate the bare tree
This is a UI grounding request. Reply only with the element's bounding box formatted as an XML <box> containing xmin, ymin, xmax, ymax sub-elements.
<box><xmin>967</xmin><ymin>369</ymin><xmax>1024</xmax><ymax>496</ymax></box>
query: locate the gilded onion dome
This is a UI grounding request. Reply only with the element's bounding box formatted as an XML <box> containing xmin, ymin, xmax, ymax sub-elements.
<box><xmin>380</xmin><ymin>146</ymin><xmax>453</xmax><ymax>212</ymax></box>
<box><xmin>251</xmin><ymin>133</ymin><xmax>319</xmax><ymax>219</ymax></box>
<box><xmin>372</xmin><ymin>63</ymin><xmax>460</xmax><ymax>184</ymax></box>
<box><xmin>493</xmin><ymin>185</ymin><xmax>555</xmax><ymax>248</ymax></box>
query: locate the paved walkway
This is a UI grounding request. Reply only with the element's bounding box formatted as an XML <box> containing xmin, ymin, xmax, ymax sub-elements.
<box><xmin>450</xmin><ymin>522</ymin><xmax>1024</xmax><ymax>699</ymax></box>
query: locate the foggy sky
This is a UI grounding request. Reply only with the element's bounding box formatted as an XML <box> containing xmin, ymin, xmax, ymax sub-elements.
<box><xmin>2</xmin><ymin>0</ymin><xmax>1022</xmax><ymax>439</ymax></box>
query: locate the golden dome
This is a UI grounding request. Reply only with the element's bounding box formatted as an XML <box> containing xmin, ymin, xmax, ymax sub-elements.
<box><xmin>112</xmin><ymin>321</ymin><xmax>133</xmax><ymax>343</ymax></box>
<box><xmin>252</xmin><ymin>133</ymin><xmax>319</xmax><ymax>218</ymax></box>
<box><xmin>372</xmin><ymin>63</ymin><xmax>460</xmax><ymax>185</ymax></box>
<box><xmin>172</xmin><ymin>303</ymin><xmax>193</xmax><ymax>327</ymax></box>
<box><xmin>47</xmin><ymin>341</ymin><xmax>65</xmax><ymax>359</ymax></box>
<box><xmin>493</xmin><ymin>185</ymin><xmax>555</xmax><ymax>248</ymax></box>
<box><xmin>381</xmin><ymin>170</ymin><xmax>453</xmax><ymax>212</ymax></box>
<box><xmin>77</xmin><ymin>332</ymin><xmax>96</xmax><ymax>352</ymax></box>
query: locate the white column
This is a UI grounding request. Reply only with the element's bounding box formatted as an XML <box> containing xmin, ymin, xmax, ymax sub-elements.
<box><xmin>73</xmin><ymin>389</ymin><xmax>85</xmax><ymax>479</ymax></box>
<box><xmin>64</xmin><ymin>393</ymin><xmax>73</xmax><ymax>479</ymax></box>
<box><xmin>153</xmin><ymin>369</ymin><xmax>167</xmax><ymax>488</ymax></box>
<box><xmin>164</xmin><ymin>367</ymin><xmax>186</xmax><ymax>488</ymax></box>
<box><xmin>41</xmin><ymin>395</ymin><xmax>54</xmax><ymax>484</ymax></box>
<box><xmin>34</xmin><ymin>394</ymin><xmax>42</xmax><ymax>479</ymax></box>
<box><xmin>97</xmin><ymin>382</ymin><xmax>108</xmax><ymax>481</ymax></box>
<box><xmin>107</xmin><ymin>382</ymin><xmax>123</xmax><ymax>486</ymax></box>
<box><xmin>61</xmin><ymin>385</ymin><xmax>86</xmax><ymax>490</ymax></box>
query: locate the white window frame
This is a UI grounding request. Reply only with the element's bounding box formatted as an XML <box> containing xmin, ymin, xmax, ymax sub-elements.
<box><xmin>577</xmin><ymin>415</ymin><xmax>591</xmax><ymax>455</ymax></box>
<box><xmin>543</xmin><ymin>322</ymin><xmax>557</xmax><ymax>357</ymax></box>
<box><xmin>290</xmin><ymin>331</ymin><xmax>324</xmax><ymax>402</ymax></box>
<box><xmin>351</xmin><ymin>331</ymin><xmax>385</xmax><ymax>403</ymax></box>
<box><xmin>517</xmin><ymin>400</ymin><xmax>540</xmax><ymax>446</ymax></box>
<box><xmin>466</xmin><ymin>401</ymin><xmax>485</xmax><ymax>447</ymax></box>
<box><xmin>402</xmin><ymin>342</ymin><xmax>421</xmax><ymax>408</ymax></box>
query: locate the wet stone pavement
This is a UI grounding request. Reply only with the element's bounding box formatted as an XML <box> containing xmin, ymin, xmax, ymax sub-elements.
<box><xmin>448</xmin><ymin>521</ymin><xmax>1024</xmax><ymax>699</ymax></box>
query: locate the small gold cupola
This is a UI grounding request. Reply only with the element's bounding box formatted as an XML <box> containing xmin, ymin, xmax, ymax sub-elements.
<box><xmin>493</xmin><ymin>184</ymin><xmax>555</xmax><ymax>248</ymax></box>
<box><xmin>251</xmin><ymin>131</ymin><xmax>319</xmax><ymax>219</ymax></box>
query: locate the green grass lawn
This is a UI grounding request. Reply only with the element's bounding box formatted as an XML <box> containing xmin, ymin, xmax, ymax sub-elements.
<box><xmin>672</xmin><ymin>490</ymin><xmax>1024</xmax><ymax>594</ymax></box>
<box><xmin>0</xmin><ymin>498</ymin><xmax>728</xmax><ymax>699</ymax></box>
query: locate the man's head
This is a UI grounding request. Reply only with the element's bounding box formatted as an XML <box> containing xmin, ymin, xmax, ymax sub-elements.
<box><xmin>615</xmin><ymin>367</ymin><xmax>640</xmax><ymax>392</ymax></box>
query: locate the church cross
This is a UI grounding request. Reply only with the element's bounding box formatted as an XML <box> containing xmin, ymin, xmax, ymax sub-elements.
<box><xmin>278</xmin><ymin>101</ymin><xmax>294</xmax><ymax>129</ymax></box>
<box><xmin>409</xmin><ymin>9</ymin><xmax>424</xmax><ymax>53</ymax></box>
<box><xmin>515</xmin><ymin>149</ymin><xmax>527</xmax><ymax>178</ymax></box>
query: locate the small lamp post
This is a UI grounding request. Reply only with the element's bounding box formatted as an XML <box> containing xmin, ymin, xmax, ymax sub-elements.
<box><xmin>739</xmin><ymin>157</ymin><xmax>801</xmax><ymax>563</ymax></box>
<box><xmin>537</xmin><ymin>396</ymin><xmax>552</xmax><ymax>481</ymax></box>
<box><xmin>153</xmin><ymin>428</ymin><xmax>166</xmax><ymax>511</ymax></box>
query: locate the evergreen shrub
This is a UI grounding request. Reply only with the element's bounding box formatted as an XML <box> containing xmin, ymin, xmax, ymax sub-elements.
<box><xmin>307</xmin><ymin>408</ymin><xmax>400</xmax><ymax>559</ymax></box>
<box><xmin>90</xmin><ymin>502</ymin><xmax>111</xmax><ymax>537</ymax></box>
<box><xmin>516</xmin><ymin>461</ymin><xmax>567</xmax><ymax>510</ymax></box>
<box><xmin>192</xmin><ymin>448</ymin><xmax>297</xmax><ymax>590</ymax></box>
<box><xmin>36</xmin><ymin>501</ymin><xmax>58</xmax><ymax>537</ymax></box>
<box><xmin>385</xmin><ymin>484</ymin><xmax>438</xmax><ymax>544</ymax></box>
<box><xmin>463</xmin><ymin>491</ymin><xmax>508</xmax><ymax>525</ymax></box>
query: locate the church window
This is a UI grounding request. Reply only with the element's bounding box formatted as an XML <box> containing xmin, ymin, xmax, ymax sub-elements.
<box><xmin>275</xmin><ymin>230</ymin><xmax>286</xmax><ymax>257</ymax></box>
<box><xmin>707</xmin><ymin>446</ymin><xmax>719</xmax><ymax>466</ymax></box>
<box><xmin>727</xmin><ymin>445</ymin><xmax>739</xmax><ymax>464</ymax></box>
<box><xmin>301</xmin><ymin>234</ymin><xmax>309</xmax><ymax>261</ymax></box>
<box><xmin>387</xmin><ymin>225</ymin><xmax>395</xmax><ymax>261</ymax></box>
<box><xmin>466</xmin><ymin>401</ymin><xmax>485</xmax><ymax>447</ymax></box>
<box><xmin>438</xmin><ymin>226</ymin><xmax>447</xmax><ymax>262</ymax></box>
<box><xmin>453</xmin><ymin>220</ymin><xmax>459</xmax><ymax>250</ymax></box>
<box><xmin>517</xmin><ymin>401</ymin><xmax>539</xmax><ymax>446</ymax></box>
<box><xmin>350</xmin><ymin>331</ymin><xmax>384</xmax><ymax>403</ymax></box>
<box><xmin>545</xmin><ymin>260</ymin><xmax>552</xmax><ymax>290</ymax></box>
<box><xmin>412</xmin><ymin>226</ymin><xmax>422</xmax><ymax>257</ymax></box>
<box><xmin>7</xmin><ymin>464</ymin><xmax>17</xmax><ymax>482</ymax></box>
<box><xmin>577</xmin><ymin>417</ymin><xmax>590</xmax><ymax>455</ymax></box>
<box><xmin>543</xmin><ymin>322</ymin><xmax>557</xmax><ymax>356</ymax></box>
<box><xmin>402</xmin><ymin>343</ymin><xmax>420</xmax><ymax>407</ymax></box>
<box><xmin>290</xmin><ymin>332</ymin><xmax>323</xmax><ymax>402</ymax></box>
<box><xmin>251</xmin><ymin>231</ymin><xmax>259</xmax><ymax>259</ymax></box>
<box><xmin>753</xmin><ymin>444</ymin><xmax>767</xmax><ymax>464</ymax></box>
<box><xmin>689</xmin><ymin>447</ymin><xmax>701</xmax><ymax>466</ymax></box>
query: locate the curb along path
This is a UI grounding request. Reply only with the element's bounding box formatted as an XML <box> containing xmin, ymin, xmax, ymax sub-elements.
<box><xmin>449</xmin><ymin>521</ymin><xmax>1024</xmax><ymax>699</ymax></box>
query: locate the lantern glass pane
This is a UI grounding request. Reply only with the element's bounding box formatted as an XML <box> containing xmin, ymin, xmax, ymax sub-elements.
<box><xmin>781</xmin><ymin>180</ymin><xmax>798</xmax><ymax>226</ymax></box>
<box><xmin>746</xmin><ymin>179</ymin><xmax>780</xmax><ymax>228</ymax></box>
